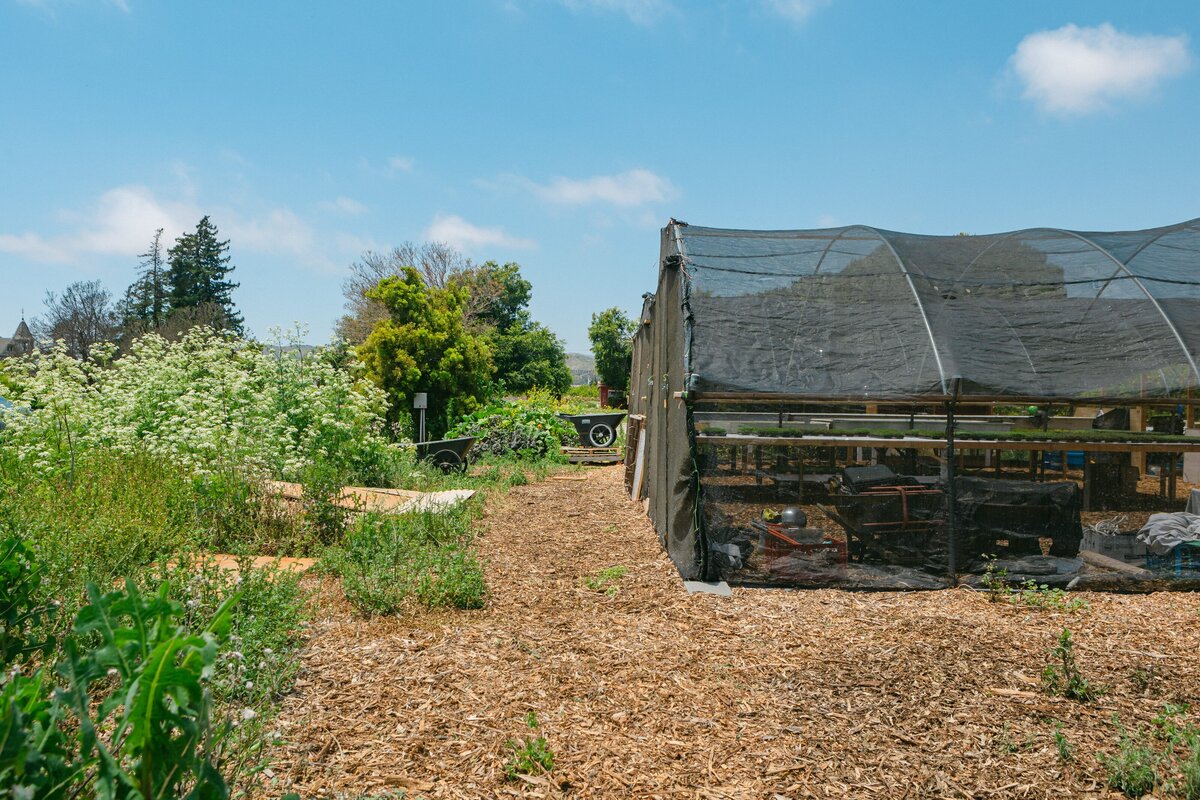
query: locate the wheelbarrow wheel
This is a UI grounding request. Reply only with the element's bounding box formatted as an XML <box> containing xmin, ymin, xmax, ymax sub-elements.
<box><xmin>431</xmin><ymin>449</ymin><xmax>466</xmax><ymax>474</ymax></box>
<box><xmin>588</xmin><ymin>423</ymin><xmax>616</xmax><ymax>447</ymax></box>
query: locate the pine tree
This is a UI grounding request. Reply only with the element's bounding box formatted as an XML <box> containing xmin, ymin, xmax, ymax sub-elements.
<box><xmin>166</xmin><ymin>217</ymin><xmax>243</xmax><ymax>332</ymax></box>
<box><xmin>120</xmin><ymin>228</ymin><xmax>168</xmax><ymax>330</ymax></box>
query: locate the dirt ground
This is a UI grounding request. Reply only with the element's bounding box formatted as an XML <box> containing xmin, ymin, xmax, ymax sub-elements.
<box><xmin>272</xmin><ymin>466</ymin><xmax>1200</xmax><ymax>799</ymax></box>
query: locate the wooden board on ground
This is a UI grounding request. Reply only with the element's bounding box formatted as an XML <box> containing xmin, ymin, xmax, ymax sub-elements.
<box><xmin>264</xmin><ymin>481</ymin><xmax>473</xmax><ymax>514</ymax></box>
<box><xmin>563</xmin><ymin>446</ymin><xmax>623</xmax><ymax>464</ymax></box>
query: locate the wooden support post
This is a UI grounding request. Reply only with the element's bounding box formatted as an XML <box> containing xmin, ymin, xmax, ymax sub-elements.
<box><xmin>944</xmin><ymin>397</ymin><xmax>960</xmax><ymax>579</ymax></box>
<box><xmin>1169</xmin><ymin>453</ymin><xmax>1177</xmax><ymax>502</ymax></box>
<box><xmin>1130</xmin><ymin>406</ymin><xmax>1148</xmax><ymax>475</ymax></box>
<box><xmin>798</xmin><ymin>452</ymin><xmax>805</xmax><ymax>504</ymax></box>
<box><xmin>1061</xmin><ymin>450</ymin><xmax>1068</xmax><ymax>476</ymax></box>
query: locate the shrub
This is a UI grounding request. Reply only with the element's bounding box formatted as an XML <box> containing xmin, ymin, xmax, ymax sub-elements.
<box><xmin>323</xmin><ymin>506</ymin><xmax>486</xmax><ymax>614</ymax></box>
<box><xmin>0</xmin><ymin>326</ymin><xmax>401</xmax><ymax>485</ymax></box>
<box><xmin>448</xmin><ymin>395</ymin><xmax>574</xmax><ymax>460</ymax></box>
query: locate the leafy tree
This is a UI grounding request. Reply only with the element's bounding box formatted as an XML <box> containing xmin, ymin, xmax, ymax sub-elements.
<box><xmin>452</xmin><ymin>261</ymin><xmax>531</xmax><ymax>332</ymax></box>
<box><xmin>167</xmin><ymin>216</ymin><xmax>243</xmax><ymax>332</ymax></box>
<box><xmin>338</xmin><ymin>242</ymin><xmax>475</xmax><ymax>344</ymax></box>
<box><xmin>462</xmin><ymin>262</ymin><xmax>570</xmax><ymax>395</ymax></box>
<box><xmin>357</xmin><ymin>268</ymin><xmax>493</xmax><ymax>438</ymax></box>
<box><xmin>493</xmin><ymin>320</ymin><xmax>572</xmax><ymax>396</ymax></box>
<box><xmin>32</xmin><ymin>280</ymin><xmax>119</xmax><ymax>360</ymax></box>
<box><xmin>588</xmin><ymin>307</ymin><xmax>637</xmax><ymax>391</ymax></box>
<box><xmin>120</xmin><ymin>228</ymin><xmax>169</xmax><ymax>331</ymax></box>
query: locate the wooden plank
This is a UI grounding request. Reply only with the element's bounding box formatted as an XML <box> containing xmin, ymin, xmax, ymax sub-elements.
<box><xmin>694</xmin><ymin>433</ymin><xmax>1200</xmax><ymax>453</ymax></box>
<box><xmin>686</xmin><ymin>391</ymin><xmax>1200</xmax><ymax>406</ymax></box>
<box><xmin>631</xmin><ymin>430</ymin><xmax>647</xmax><ymax>501</ymax></box>
<box><xmin>1079</xmin><ymin>549</ymin><xmax>1154</xmax><ymax>577</ymax></box>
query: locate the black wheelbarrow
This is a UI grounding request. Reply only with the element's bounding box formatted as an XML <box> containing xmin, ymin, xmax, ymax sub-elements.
<box><xmin>557</xmin><ymin>412</ymin><xmax>626</xmax><ymax>448</ymax></box>
<box><xmin>411</xmin><ymin>436</ymin><xmax>477</xmax><ymax>474</ymax></box>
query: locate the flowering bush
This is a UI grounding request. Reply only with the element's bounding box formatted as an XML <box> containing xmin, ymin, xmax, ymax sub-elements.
<box><xmin>0</xmin><ymin>327</ymin><xmax>405</xmax><ymax>483</ymax></box>
<box><xmin>446</xmin><ymin>393</ymin><xmax>575</xmax><ymax>460</ymax></box>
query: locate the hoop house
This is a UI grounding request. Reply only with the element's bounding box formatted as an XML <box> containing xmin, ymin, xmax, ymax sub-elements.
<box><xmin>629</xmin><ymin>219</ymin><xmax>1200</xmax><ymax>589</ymax></box>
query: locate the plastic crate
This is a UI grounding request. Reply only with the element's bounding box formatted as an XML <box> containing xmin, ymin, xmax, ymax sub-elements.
<box><xmin>1080</xmin><ymin>530</ymin><xmax>1149</xmax><ymax>563</ymax></box>
<box><xmin>1145</xmin><ymin>541</ymin><xmax>1200</xmax><ymax>576</ymax></box>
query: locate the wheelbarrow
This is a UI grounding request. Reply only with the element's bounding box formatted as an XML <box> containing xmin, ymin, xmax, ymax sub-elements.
<box><xmin>411</xmin><ymin>436</ymin><xmax>477</xmax><ymax>474</ymax></box>
<box><xmin>557</xmin><ymin>412</ymin><xmax>626</xmax><ymax>448</ymax></box>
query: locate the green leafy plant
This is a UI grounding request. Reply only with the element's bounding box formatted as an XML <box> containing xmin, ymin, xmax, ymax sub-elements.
<box><xmin>0</xmin><ymin>578</ymin><xmax>239</xmax><ymax>799</ymax></box>
<box><xmin>1053</xmin><ymin>723</ymin><xmax>1074</xmax><ymax>763</ymax></box>
<box><xmin>0</xmin><ymin>535</ymin><xmax>57</xmax><ymax>666</ymax></box>
<box><xmin>980</xmin><ymin>554</ymin><xmax>1010</xmax><ymax>602</ymax></box>
<box><xmin>447</xmin><ymin>393</ymin><xmax>575</xmax><ymax>460</ymax></box>
<box><xmin>504</xmin><ymin>712</ymin><xmax>555</xmax><ymax>780</ymax></box>
<box><xmin>582</xmin><ymin>566</ymin><xmax>628</xmax><ymax>597</ymax></box>
<box><xmin>1152</xmin><ymin>702</ymin><xmax>1197</xmax><ymax>749</ymax></box>
<box><xmin>1041</xmin><ymin>628</ymin><xmax>1104</xmax><ymax>702</ymax></box>
<box><xmin>322</xmin><ymin>506</ymin><xmax>487</xmax><ymax>614</ymax></box>
<box><xmin>1012</xmin><ymin>579</ymin><xmax>1089</xmax><ymax>612</ymax></box>
<box><xmin>1180</xmin><ymin>740</ymin><xmax>1200</xmax><ymax>800</ymax></box>
<box><xmin>1099</xmin><ymin>721</ymin><xmax>1161</xmax><ymax>798</ymax></box>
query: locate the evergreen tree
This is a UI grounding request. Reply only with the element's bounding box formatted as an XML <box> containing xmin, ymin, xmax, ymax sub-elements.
<box><xmin>120</xmin><ymin>228</ymin><xmax>168</xmax><ymax>330</ymax></box>
<box><xmin>167</xmin><ymin>216</ymin><xmax>243</xmax><ymax>332</ymax></box>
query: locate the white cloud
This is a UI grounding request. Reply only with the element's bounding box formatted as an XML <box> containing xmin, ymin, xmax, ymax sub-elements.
<box><xmin>0</xmin><ymin>186</ymin><xmax>192</xmax><ymax>263</ymax></box>
<box><xmin>321</xmin><ymin>196</ymin><xmax>369</xmax><ymax>215</ymax></box>
<box><xmin>424</xmin><ymin>214</ymin><xmax>536</xmax><ymax>252</ymax></box>
<box><xmin>0</xmin><ymin>185</ymin><xmax>337</xmax><ymax>272</ymax></box>
<box><xmin>1010</xmin><ymin>23</ymin><xmax>1191</xmax><ymax>115</ymax></box>
<box><xmin>764</xmin><ymin>0</ymin><xmax>830</xmax><ymax>25</ymax></box>
<box><xmin>521</xmin><ymin>169</ymin><xmax>675</xmax><ymax>207</ymax></box>
<box><xmin>387</xmin><ymin>155</ymin><xmax>414</xmax><ymax>172</ymax></box>
<box><xmin>556</xmin><ymin>0</ymin><xmax>672</xmax><ymax>25</ymax></box>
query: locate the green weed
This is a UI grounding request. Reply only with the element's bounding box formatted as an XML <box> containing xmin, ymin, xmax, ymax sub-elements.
<box><xmin>583</xmin><ymin>565</ymin><xmax>629</xmax><ymax>596</ymax></box>
<box><xmin>505</xmin><ymin>712</ymin><xmax>555</xmax><ymax>780</ymax></box>
<box><xmin>323</xmin><ymin>505</ymin><xmax>487</xmax><ymax>614</ymax></box>
<box><xmin>1012</xmin><ymin>579</ymin><xmax>1089</xmax><ymax>612</ymax></box>
<box><xmin>1054</xmin><ymin>723</ymin><xmax>1074</xmax><ymax>763</ymax></box>
<box><xmin>1099</xmin><ymin>722</ymin><xmax>1160</xmax><ymax>798</ymax></box>
<box><xmin>1041</xmin><ymin>629</ymin><xmax>1104</xmax><ymax>702</ymax></box>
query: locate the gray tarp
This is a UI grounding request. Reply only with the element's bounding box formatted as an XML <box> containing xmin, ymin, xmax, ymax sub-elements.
<box><xmin>1137</xmin><ymin>512</ymin><xmax>1200</xmax><ymax>555</ymax></box>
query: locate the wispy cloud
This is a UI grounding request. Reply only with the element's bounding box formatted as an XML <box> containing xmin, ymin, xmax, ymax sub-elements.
<box><xmin>0</xmin><ymin>185</ymin><xmax>340</xmax><ymax>273</ymax></box>
<box><xmin>763</xmin><ymin>0</ymin><xmax>830</xmax><ymax>26</ymax></box>
<box><xmin>320</xmin><ymin>196</ymin><xmax>369</xmax><ymax>216</ymax></box>
<box><xmin>424</xmin><ymin>214</ymin><xmax>536</xmax><ymax>252</ymax></box>
<box><xmin>17</xmin><ymin>0</ymin><xmax>130</xmax><ymax>13</ymax></box>
<box><xmin>1010</xmin><ymin>23</ymin><xmax>1191</xmax><ymax>115</ymax></box>
<box><xmin>387</xmin><ymin>155</ymin><xmax>415</xmax><ymax>172</ymax></box>
<box><xmin>508</xmin><ymin>169</ymin><xmax>676</xmax><ymax>207</ymax></box>
<box><xmin>555</xmin><ymin>0</ymin><xmax>672</xmax><ymax>25</ymax></box>
<box><xmin>0</xmin><ymin>186</ymin><xmax>191</xmax><ymax>263</ymax></box>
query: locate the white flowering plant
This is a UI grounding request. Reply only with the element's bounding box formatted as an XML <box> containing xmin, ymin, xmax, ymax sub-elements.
<box><xmin>0</xmin><ymin>326</ymin><xmax>408</xmax><ymax>485</ymax></box>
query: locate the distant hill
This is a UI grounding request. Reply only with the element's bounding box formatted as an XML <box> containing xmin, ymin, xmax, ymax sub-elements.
<box><xmin>566</xmin><ymin>352</ymin><xmax>596</xmax><ymax>386</ymax></box>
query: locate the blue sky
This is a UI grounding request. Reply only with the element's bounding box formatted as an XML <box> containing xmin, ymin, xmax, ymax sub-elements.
<box><xmin>2</xmin><ymin>0</ymin><xmax>1198</xmax><ymax>351</ymax></box>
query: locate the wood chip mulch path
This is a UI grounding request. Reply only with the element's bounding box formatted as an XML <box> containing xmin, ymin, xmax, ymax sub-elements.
<box><xmin>271</xmin><ymin>466</ymin><xmax>1200</xmax><ymax>799</ymax></box>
